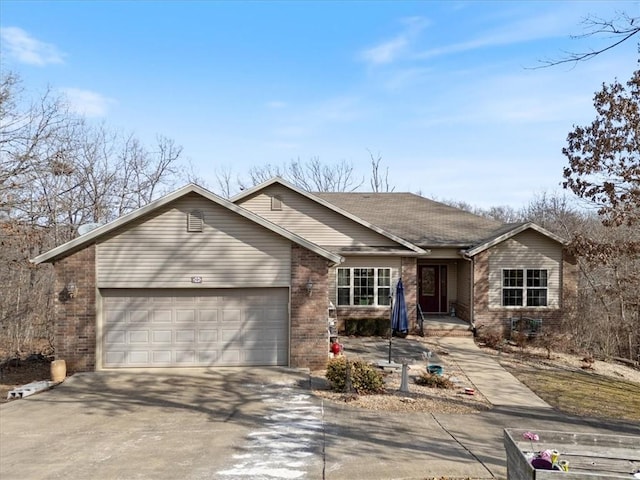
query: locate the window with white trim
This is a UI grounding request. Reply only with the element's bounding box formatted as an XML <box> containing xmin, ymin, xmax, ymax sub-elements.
<box><xmin>502</xmin><ymin>269</ymin><xmax>548</xmax><ymax>307</ymax></box>
<box><xmin>337</xmin><ymin>267</ymin><xmax>391</xmax><ymax>306</ymax></box>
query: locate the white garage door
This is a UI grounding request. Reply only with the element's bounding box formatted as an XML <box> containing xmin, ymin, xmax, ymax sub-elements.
<box><xmin>102</xmin><ymin>288</ymin><xmax>289</xmax><ymax>367</ymax></box>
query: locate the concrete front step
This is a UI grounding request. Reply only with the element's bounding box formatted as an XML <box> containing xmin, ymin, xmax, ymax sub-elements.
<box><xmin>424</xmin><ymin>328</ymin><xmax>474</xmax><ymax>337</ymax></box>
<box><xmin>421</xmin><ymin>315</ymin><xmax>473</xmax><ymax>337</ymax></box>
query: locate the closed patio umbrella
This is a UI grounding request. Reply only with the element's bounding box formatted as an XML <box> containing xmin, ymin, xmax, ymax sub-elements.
<box><xmin>388</xmin><ymin>278</ymin><xmax>409</xmax><ymax>362</ymax></box>
<box><xmin>391</xmin><ymin>278</ymin><xmax>408</xmax><ymax>334</ymax></box>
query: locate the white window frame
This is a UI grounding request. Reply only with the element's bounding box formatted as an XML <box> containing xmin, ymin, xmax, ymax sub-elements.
<box><xmin>337</xmin><ymin>267</ymin><xmax>391</xmax><ymax>307</ymax></box>
<box><xmin>502</xmin><ymin>268</ymin><xmax>548</xmax><ymax>307</ymax></box>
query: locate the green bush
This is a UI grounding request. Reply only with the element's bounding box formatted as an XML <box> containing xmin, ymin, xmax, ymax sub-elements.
<box><xmin>344</xmin><ymin>319</ymin><xmax>358</xmax><ymax>336</ymax></box>
<box><xmin>325</xmin><ymin>357</ymin><xmax>385</xmax><ymax>394</ymax></box>
<box><xmin>343</xmin><ymin>318</ymin><xmax>390</xmax><ymax>337</ymax></box>
<box><xmin>415</xmin><ymin>372</ymin><xmax>454</xmax><ymax>389</ymax></box>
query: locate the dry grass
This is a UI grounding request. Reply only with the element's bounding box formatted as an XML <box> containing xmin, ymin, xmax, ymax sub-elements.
<box><xmin>502</xmin><ymin>360</ymin><xmax>640</xmax><ymax>422</ymax></box>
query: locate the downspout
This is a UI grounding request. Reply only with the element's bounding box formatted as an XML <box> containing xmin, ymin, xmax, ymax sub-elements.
<box><xmin>460</xmin><ymin>250</ymin><xmax>475</xmax><ymax>334</ymax></box>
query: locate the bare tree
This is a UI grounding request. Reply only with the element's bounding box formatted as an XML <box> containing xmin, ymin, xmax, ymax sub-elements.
<box><xmin>369</xmin><ymin>150</ymin><xmax>394</xmax><ymax>192</ymax></box>
<box><xmin>0</xmin><ymin>72</ymin><xmax>185</xmax><ymax>358</ymax></box>
<box><xmin>242</xmin><ymin>157</ymin><xmax>364</xmax><ymax>193</ymax></box>
<box><xmin>533</xmin><ymin>12</ymin><xmax>639</xmax><ymax>68</ymax></box>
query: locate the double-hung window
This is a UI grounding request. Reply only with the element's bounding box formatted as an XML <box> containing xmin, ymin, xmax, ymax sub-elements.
<box><xmin>337</xmin><ymin>267</ymin><xmax>391</xmax><ymax>306</ymax></box>
<box><xmin>502</xmin><ymin>269</ymin><xmax>548</xmax><ymax>307</ymax></box>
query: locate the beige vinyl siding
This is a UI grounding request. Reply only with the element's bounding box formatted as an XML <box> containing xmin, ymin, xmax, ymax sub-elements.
<box><xmin>237</xmin><ymin>185</ymin><xmax>398</xmax><ymax>248</ymax></box>
<box><xmin>488</xmin><ymin>230</ymin><xmax>562</xmax><ymax>308</ymax></box>
<box><xmin>97</xmin><ymin>194</ymin><xmax>291</xmax><ymax>288</ymax></box>
<box><xmin>328</xmin><ymin>256</ymin><xmax>401</xmax><ymax>307</ymax></box>
<box><xmin>457</xmin><ymin>259</ymin><xmax>472</xmax><ymax>308</ymax></box>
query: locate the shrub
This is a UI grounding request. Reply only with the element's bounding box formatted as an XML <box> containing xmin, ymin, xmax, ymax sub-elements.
<box><xmin>343</xmin><ymin>318</ymin><xmax>390</xmax><ymax>337</ymax></box>
<box><xmin>477</xmin><ymin>327</ymin><xmax>506</xmax><ymax>349</ymax></box>
<box><xmin>325</xmin><ymin>357</ymin><xmax>385</xmax><ymax>394</ymax></box>
<box><xmin>415</xmin><ymin>372</ymin><xmax>454</xmax><ymax>389</ymax></box>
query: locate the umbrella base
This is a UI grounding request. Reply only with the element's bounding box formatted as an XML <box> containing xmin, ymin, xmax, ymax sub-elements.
<box><xmin>375</xmin><ymin>360</ymin><xmax>402</xmax><ymax>370</ymax></box>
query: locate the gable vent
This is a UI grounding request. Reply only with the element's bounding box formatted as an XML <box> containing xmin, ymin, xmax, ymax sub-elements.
<box><xmin>271</xmin><ymin>195</ymin><xmax>282</xmax><ymax>211</ymax></box>
<box><xmin>187</xmin><ymin>210</ymin><xmax>204</xmax><ymax>232</ymax></box>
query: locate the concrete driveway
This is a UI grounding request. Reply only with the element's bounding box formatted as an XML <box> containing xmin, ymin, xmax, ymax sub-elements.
<box><xmin>3</xmin><ymin>344</ymin><xmax>639</xmax><ymax>480</ymax></box>
<box><xmin>1</xmin><ymin>368</ymin><xmax>324</xmax><ymax>480</ymax></box>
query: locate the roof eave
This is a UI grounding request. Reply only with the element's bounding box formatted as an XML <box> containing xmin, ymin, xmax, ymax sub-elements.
<box><xmin>231</xmin><ymin>177</ymin><xmax>426</xmax><ymax>254</ymax></box>
<box><xmin>32</xmin><ymin>183</ymin><xmax>343</xmax><ymax>266</ymax></box>
<box><xmin>465</xmin><ymin>222</ymin><xmax>568</xmax><ymax>257</ymax></box>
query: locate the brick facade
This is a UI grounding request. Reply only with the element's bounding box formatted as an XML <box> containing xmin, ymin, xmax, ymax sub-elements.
<box><xmin>472</xmin><ymin>248</ymin><xmax>578</xmax><ymax>337</ymax></box>
<box><xmin>334</xmin><ymin>257</ymin><xmax>418</xmax><ymax>333</ymax></box>
<box><xmin>289</xmin><ymin>244</ymin><xmax>331</xmax><ymax>370</ymax></box>
<box><xmin>401</xmin><ymin>257</ymin><xmax>418</xmax><ymax>332</ymax></box>
<box><xmin>53</xmin><ymin>245</ymin><xmax>97</xmax><ymax>372</ymax></box>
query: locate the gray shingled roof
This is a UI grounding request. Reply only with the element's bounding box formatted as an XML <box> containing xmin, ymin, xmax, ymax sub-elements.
<box><xmin>314</xmin><ymin>192</ymin><xmax>507</xmax><ymax>247</ymax></box>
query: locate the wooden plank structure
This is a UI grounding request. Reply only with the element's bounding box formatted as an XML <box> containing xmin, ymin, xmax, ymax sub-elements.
<box><xmin>504</xmin><ymin>429</ymin><xmax>640</xmax><ymax>480</ymax></box>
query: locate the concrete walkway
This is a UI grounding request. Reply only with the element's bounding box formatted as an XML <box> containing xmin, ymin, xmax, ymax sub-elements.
<box><xmin>429</xmin><ymin>337</ymin><xmax>551</xmax><ymax>409</ymax></box>
<box><xmin>345</xmin><ymin>335</ymin><xmax>551</xmax><ymax>409</ymax></box>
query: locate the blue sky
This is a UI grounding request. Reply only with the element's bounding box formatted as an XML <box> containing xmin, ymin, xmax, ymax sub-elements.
<box><xmin>1</xmin><ymin>1</ymin><xmax>637</xmax><ymax>207</ymax></box>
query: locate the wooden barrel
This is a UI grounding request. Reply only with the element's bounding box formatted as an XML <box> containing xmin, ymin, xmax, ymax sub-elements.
<box><xmin>51</xmin><ymin>359</ymin><xmax>66</xmax><ymax>382</ymax></box>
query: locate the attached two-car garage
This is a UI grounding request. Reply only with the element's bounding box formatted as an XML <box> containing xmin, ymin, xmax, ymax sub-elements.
<box><xmin>102</xmin><ymin>288</ymin><xmax>289</xmax><ymax>368</ymax></box>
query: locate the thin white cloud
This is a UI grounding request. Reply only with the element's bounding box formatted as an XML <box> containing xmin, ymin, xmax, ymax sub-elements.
<box><xmin>360</xmin><ymin>16</ymin><xmax>429</xmax><ymax>66</ymax></box>
<box><xmin>61</xmin><ymin>88</ymin><xmax>115</xmax><ymax>117</ymax></box>
<box><xmin>266</xmin><ymin>100</ymin><xmax>287</xmax><ymax>109</ymax></box>
<box><xmin>361</xmin><ymin>36</ymin><xmax>409</xmax><ymax>66</ymax></box>
<box><xmin>0</xmin><ymin>26</ymin><xmax>65</xmax><ymax>66</ymax></box>
<box><xmin>415</xmin><ymin>11</ymin><xmax>575</xmax><ymax>61</ymax></box>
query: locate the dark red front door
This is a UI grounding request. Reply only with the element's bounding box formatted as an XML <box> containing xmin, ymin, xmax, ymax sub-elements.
<box><xmin>418</xmin><ymin>265</ymin><xmax>447</xmax><ymax>313</ymax></box>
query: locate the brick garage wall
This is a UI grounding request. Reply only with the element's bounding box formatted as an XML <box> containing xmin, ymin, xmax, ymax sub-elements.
<box><xmin>53</xmin><ymin>245</ymin><xmax>96</xmax><ymax>372</ymax></box>
<box><xmin>290</xmin><ymin>245</ymin><xmax>331</xmax><ymax>370</ymax></box>
<box><xmin>472</xmin><ymin>248</ymin><xmax>576</xmax><ymax>337</ymax></box>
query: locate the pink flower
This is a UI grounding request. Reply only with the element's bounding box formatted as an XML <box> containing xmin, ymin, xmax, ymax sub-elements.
<box><xmin>523</xmin><ymin>431</ymin><xmax>539</xmax><ymax>441</ymax></box>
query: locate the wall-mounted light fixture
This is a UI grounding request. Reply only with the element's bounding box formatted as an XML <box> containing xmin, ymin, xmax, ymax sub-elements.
<box><xmin>66</xmin><ymin>282</ymin><xmax>76</xmax><ymax>298</ymax></box>
<box><xmin>305</xmin><ymin>279</ymin><xmax>314</xmax><ymax>296</ymax></box>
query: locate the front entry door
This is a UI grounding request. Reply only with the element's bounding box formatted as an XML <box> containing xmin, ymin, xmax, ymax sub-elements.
<box><xmin>418</xmin><ymin>265</ymin><xmax>447</xmax><ymax>314</ymax></box>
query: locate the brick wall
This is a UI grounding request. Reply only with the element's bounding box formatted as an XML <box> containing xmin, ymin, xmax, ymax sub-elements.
<box><xmin>53</xmin><ymin>245</ymin><xmax>96</xmax><ymax>372</ymax></box>
<box><xmin>290</xmin><ymin>244</ymin><xmax>331</xmax><ymax>370</ymax></box>
<box><xmin>334</xmin><ymin>257</ymin><xmax>418</xmax><ymax>333</ymax></box>
<box><xmin>472</xmin><ymin>248</ymin><xmax>578</xmax><ymax>337</ymax></box>
<box><xmin>401</xmin><ymin>257</ymin><xmax>418</xmax><ymax>332</ymax></box>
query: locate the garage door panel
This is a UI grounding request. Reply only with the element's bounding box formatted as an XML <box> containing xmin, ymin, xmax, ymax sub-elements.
<box><xmin>105</xmin><ymin>351</ymin><xmax>126</xmax><ymax>365</ymax></box>
<box><xmin>175</xmin><ymin>350</ymin><xmax>196</xmax><ymax>364</ymax></box>
<box><xmin>152</xmin><ymin>330</ymin><xmax>172</xmax><ymax>344</ymax></box>
<box><xmin>105</xmin><ymin>330</ymin><xmax>126</xmax><ymax>345</ymax></box>
<box><xmin>152</xmin><ymin>351</ymin><xmax>172</xmax><ymax>363</ymax></box>
<box><xmin>130</xmin><ymin>310</ymin><xmax>150</xmax><ymax>324</ymax></box>
<box><xmin>198</xmin><ymin>310</ymin><xmax>218</xmax><ymax>323</ymax></box>
<box><xmin>176</xmin><ymin>330</ymin><xmax>195</xmax><ymax>343</ymax></box>
<box><xmin>152</xmin><ymin>310</ymin><xmax>172</xmax><ymax>323</ymax></box>
<box><xmin>102</xmin><ymin>288</ymin><xmax>288</xmax><ymax>367</ymax></box>
<box><xmin>128</xmin><ymin>330</ymin><xmax>149</xmax><ymax>344</ymax></box>
<box><xmin>198</xmin><ymin>330</ymin><xmax>218</xmax><ymax>342</ymax></box>
<box><xmin>176</xmin><ymin>310</ymin><xmax>196</xmax><ymax>323</ymax></box>
<box><xmin>129</xmin><ymin>351</ymin><xmax>150</xmax><ymax>364</ymax></box>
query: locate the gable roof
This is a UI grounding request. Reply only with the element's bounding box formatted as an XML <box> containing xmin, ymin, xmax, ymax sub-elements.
<box><xmin>465</xmin><ymin>222</ymin><xmax>567</xmax><ymax>256</ymax></box>
<box><xmin>32</xmin><ymin>184</ymin><xmax>343</xmax><ymax>265</ymax></box>
<box><xmin>232</xmin><ymin>177</ymin><xmax>428</xmax><ymax>254</ymax></box>
<box><xmin>314</xmin><ymin>192</ymin><xmax>504</xmax><ymax>247</ymax></box>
